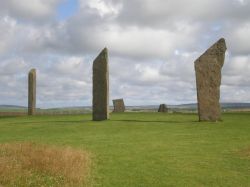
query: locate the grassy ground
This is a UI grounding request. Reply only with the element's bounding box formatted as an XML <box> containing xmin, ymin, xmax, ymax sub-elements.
<box><xmin>0</xmin><ymin>143</ymin><xmax>90</xmax><ymax>187</ymax></box>
<box><xmin>0</xmin><ymin>112</ymin><xmax>250</xmax><ymax>187</ymax></box>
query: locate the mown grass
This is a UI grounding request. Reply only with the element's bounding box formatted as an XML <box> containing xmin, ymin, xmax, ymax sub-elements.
<box><xmin>0</xmin><ymin>112</ymin><xmax>250</xmax><ymax>187</ymax></box>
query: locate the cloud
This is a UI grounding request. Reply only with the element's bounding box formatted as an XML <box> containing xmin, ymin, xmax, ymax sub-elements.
<box><xmin>0</xmin><ymin>0</ymin><xmax>61</xmax><ymax>21</ymax></box>
<box><xmin>226</xmin><ymin>22</ymin><xmax>250</xmax><ymax>55</ymax></box>
<box><xmin>110</xmin><ymin>0</ymin><xmax>250</xmax><ymax>28</ymax></box>
<box><xmin>0</xmin><ymin>0</ymin><xmax>250</xmax><ymax>107</ymax></box>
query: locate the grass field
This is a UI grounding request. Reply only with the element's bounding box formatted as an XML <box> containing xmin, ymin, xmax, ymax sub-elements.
<box><xmin>0</xmin><ymin>112</ymin><xmax>250</xmax><ymax>187</ymax></box>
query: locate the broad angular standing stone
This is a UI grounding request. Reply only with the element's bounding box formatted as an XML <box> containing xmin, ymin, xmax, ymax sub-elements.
<box><xmin>194</xmin><ymin>38</ymin><xmax>227</xmax><ymax>121</ymax></box>
<box><xmin>28</xmin><ymin>69</ymin><xmax>36</xmax><ymax>115</ymax></box>
<box><xmin>93</xmin><ymin>48</ymin><xmax>109</xmax><ymax>121</ymax></box>
<box><xmin>158</xmin><ymin>104</ymin><xmax>168</xmax><ymax>113</ymax></box>
<box><xmin>113</xmin><ymin>99</ymin><xmax>125</xmax><ymax>112</ymax></box>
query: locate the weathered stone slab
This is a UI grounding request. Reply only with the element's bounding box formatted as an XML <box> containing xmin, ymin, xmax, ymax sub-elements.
<box><xmin>194</xmin><ymin>38</ymin><xmax>227</xmax><ymax>121</ymax></box>
<box><xmin>92</xmin><ymin>48</ymin><xmax>109</xmax><ymax>121</ymax></box>
<box><xmin>158</xmin><ymin>104</ymin><xmax>168</xmax><ymax>113</ymax></box>
<box><xmin>28</xmin><ymin>69</ymin><xmax>36</xmax><ymax>115</ymax></box>
<box><xmin>113</xmin><ymin>99</ymin><xmax>125</xmax><ymax>112</ymax></box>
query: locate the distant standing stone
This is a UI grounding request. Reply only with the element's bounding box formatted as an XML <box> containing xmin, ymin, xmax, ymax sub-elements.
<box><xmin>158</xmin><ymin>104</ymin><xmax>168</xmax><ymax>113</ymax></box>
<box><xmin>194</xmin><ymin>38</ymin><xmax>227</xmax><ymax>121</ymax></box>
<box><xmin>28</xmin><ymin>69</ymin><xmax>36</xmax><ymax>115</ymax></box>
<box><xmin>113</xmin><ymin>99</ymin><xmax>125</xmax><ymax>112</ymax></box>
<box><xmin>92</xmin><ymin>48</ymin><xmax>109</xmax><ymax>121</ymax></box>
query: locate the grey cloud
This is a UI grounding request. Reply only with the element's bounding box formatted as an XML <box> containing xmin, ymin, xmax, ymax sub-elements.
<box><xmin>116</xmin><ymin>0</ymin><xmax>250</xmax><ymax>27</ymax></box>
<box><xmin>0</xmin><ymin>0</ymin><xmax>61</xmax><ymax>22</ymax></box>
<box><xmin>226</xmin><ymin>22</ymin><xmax>250</xmax><ymax>55</ymax></box>
<box><xmin>0</xmin><ymin>0</ymin><xmax>250</xmax><ymax>107</ymax></box>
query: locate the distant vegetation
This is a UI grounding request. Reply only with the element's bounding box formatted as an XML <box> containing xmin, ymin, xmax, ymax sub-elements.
<box><xmin>1</xmin><ymin>103</ymin><xmax>250</xmax><ymax>116</ymax></box>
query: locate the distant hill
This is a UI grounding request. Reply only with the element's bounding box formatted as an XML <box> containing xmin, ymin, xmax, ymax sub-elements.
<box><xmin>125</xmin><ymin>103</ymin><xmax>250</xmax><ymax>112</ymax></box>
<box><xmin>0</xmin><ymin>105</ymin><xmax>27</xmax><ymax>109</ymax></box>
<box><xmin>169</xmin><ymin>103</ymin><xmax>250</xmax><ymax>109</ymax></box>
<box><xmin>1</xmin><ymin>103</ymin><xmax>250</xmax><ymax>112</ymax></box>
<box><xmin>220</xmin><ymin>103</ymin><xmax>250</xmax><ymax>109</ymax></box>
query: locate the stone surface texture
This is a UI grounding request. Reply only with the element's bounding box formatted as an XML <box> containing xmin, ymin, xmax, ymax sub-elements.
<box><xmin>158</xmin><ymin>104</ymin><xmax>168</xmax><ymax>112</ymax></box>
<box><xmin>195</xmin><ymin>38</ymin><xmax>227</xmax><ymax>121</ymax></box>
<box><xmin>28</xmin><ymin>69</ymin><xmax>36</xmax><ymax>115</ymax></box>
<box><xmin>92</xmin><ymin>48</ymin><xmax>109</xmax><ymax>121</ymax></box>
<box><xmin>113</xmin><ymin>99</ymin><xmax>125</xmax><ymax>112</ymax></box>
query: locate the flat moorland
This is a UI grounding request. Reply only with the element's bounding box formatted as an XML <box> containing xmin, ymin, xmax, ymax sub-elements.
<box><xmin>0</xmin><ymin>112</ymin><xmax>249</xmax><ymax>187</ymax></box>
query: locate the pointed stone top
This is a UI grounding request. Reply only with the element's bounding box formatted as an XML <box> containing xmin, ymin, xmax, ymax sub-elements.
<box><xmin>195</xmin><ymin>38</ymin><xmax>227</xmax><ymax>65</ymax></box>
<box><xmin>94</xmin><ymin>48</ymin><xmax>108</xmax><ymax>64</ymax></box>
<box><xmin>213</xmin><ymin>37</ymin><xmax>226</xmax><ymax>49</ymax></box>
<box><xmin>101</xmin><ymin>47</ymin><xmax>108</xmax><ymax>57</ymax></box>
<box><xmin>206</xmin><ymin>37</ymin><xmax>226</xmax><ymax>53</ymax></box>
<box><xmin>218</xmin><ymin>37</ymin><xmax>225</xmax><ymax>43</ymax></box>
<box><xmin>103</xmin><ymin>47</ymin><xmax>108</xmax><ymax>52</ymax></box>
<box><xmin>29</xmin><ymin>68</ymin><xmax>36</xmax><ymax>74</ymax></box>
<box><xmin>100</xmin><ymin>47</ymin><xmax>108</xmax><ymax>56</ymax></box>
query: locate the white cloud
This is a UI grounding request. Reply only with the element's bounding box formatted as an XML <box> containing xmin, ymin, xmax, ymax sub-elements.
<box><xmin>0</xmin><ymin>0</ymin><xmax>250</xmax><ymax>107</ymax></box>
<box><xmin>86</xmin><ymin>0</ymin><xmax>122</xmax><ymax>17</ymax></box>
<box><xmin>104</xmin><ymin>23</ymin><xmax>200</xmax><ymax>59</ymax></box>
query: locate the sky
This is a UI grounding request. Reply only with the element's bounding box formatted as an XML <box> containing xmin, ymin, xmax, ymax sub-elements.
<box><xmin>0</xmin><ymin>0</ymin><xmax>250</xmax><ymax>108</ymax></box>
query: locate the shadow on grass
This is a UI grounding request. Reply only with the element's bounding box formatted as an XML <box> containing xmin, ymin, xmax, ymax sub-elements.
<box><xmin>0</xmin><ymin>116</ymin><xmax>24</xmax><ymax>119</ymax></box>
<box><xmin>1</xmin><ymin>117</ymin><xmax>201</xmax><ymax>125</ymax></box>
<box><xmin>111</xmin><ymin>119</ymin><xmax>199</xmax><ymax>124</ymax></box>
<box><xmin>3</xmin><ymin>120</ymin><xmax>87</xmax><ymax>126</ymax></box>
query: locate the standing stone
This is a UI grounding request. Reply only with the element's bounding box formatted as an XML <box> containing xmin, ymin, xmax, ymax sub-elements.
<box><xmin>28</xmin><ymin>69</ymin><xmax>36</xmax><ymax>115</ymax></box>
<box><xmin>194</xmin><ymin>38</ymin><xmax>227</xmax><ymax>121</ymax></box>
<box><xmin>113</xmin><ymin>99</ymin><xmax>125</xmax><ymax>112</ymax></box>
<box><xmin>93</xmin><ymin>48</ymin><xmax>109</xmax><ymax>121</ymax></box>
<box><xmin>158</xmin><ymin>104</ymin><xmax>168</xmax><ymax>113</ymax></box>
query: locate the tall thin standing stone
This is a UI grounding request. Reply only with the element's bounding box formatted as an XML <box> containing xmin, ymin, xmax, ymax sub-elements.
<box><xmin>194</xmin><ymin>38</ymin><xmax>227</xmax><ymax>122</ymax></box>
<box><xmin>28</xmin><ymin>69</ymin><xmax>36</xmax><ymax>115</ymax></box>
<box><xmin>92</xmin><ymin>48</ymin><xmax>109</xmax><ymax>121</ymax></box>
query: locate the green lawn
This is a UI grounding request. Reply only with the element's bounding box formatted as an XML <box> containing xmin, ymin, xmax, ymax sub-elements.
<box><xmin>0</xmin><ymin>112</ymin><xmax>250</xmax><ymax>187</ymax></box>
